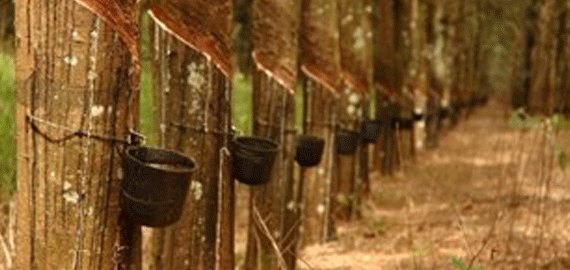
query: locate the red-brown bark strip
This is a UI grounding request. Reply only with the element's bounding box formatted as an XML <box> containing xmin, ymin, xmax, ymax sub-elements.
<box><xmin>338</xmin><ymin>0</ymin><xmax>371</xmax><ymax>97</ymax></box>
<box><xmin>252</xmin><ymin>0</ymin><xmax>298</xmax><ymax>93</ymax></box>
<box><xmin>147</xmin><ymin>2</ymin><xmax>235</xmax><ymax>267</ymax></box>
<box><xmin>72</xmin><ymin>0</ymin><xmax>139</xmax><ymax>61</ymax></box>
<box><xmin>299</xmin><ymin>0</ymin><xmax>341</xmax><ymax>95</ymax></box>
<box><xmin>148</xmin><ymin>0</ymin><xmax>232</xmax><ymax>76</ymax></box>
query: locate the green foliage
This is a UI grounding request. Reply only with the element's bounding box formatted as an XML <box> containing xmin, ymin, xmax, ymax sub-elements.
<box><xmin>550</xmin><ymin>114</ymin><xmax>568</xmax><ymax>171</ymax></box>
<box><xmin>232</xmin><ymin>74</ymin><xmax>304</xmax><ymax>136</ymax></box>
<box><xmin>140</xmin><ymin>63</ymin><xmax>155</xmax><ymax>145</ymax></box>
<box><xmin>0</xmin><ymin>52</ymin><xmax>16</xmax><ymax>194</ymax></box>
<box><xmin>448</xmin><ymin>256</ymin><xmax>484</xmax><ymax>270</ymax></box>
<box><xmin>556</xmin><ymin>147</ymin><xmax>567</xmax><ymax>170</ymax></box>
<box><xmin>507</xmin><ymin>109</ymin><xmax>568</xmax><ymax>171</ymax></box>
<box><xmin>506</xmin><ymin>108</ymin><xmax>539</xmax><ymax>129</ymax></box>
<box><xmin>336</xmin><ymin>193</ymin><xmax>354</xmax><ymax>207</ymax></box>
<box><xmin>233</xmin><ymin>73</ymin><xmax>252</xmax><ymax>135</ymax></box>
<box><xmin>550</xmin><ymin>114</ymin><xmax>569</xmax><ymax>132</ymax></box>
<box><xmin>370</xmin><ymin>216</ymin><xmax>387</xmax><ymax>234</ymax></box>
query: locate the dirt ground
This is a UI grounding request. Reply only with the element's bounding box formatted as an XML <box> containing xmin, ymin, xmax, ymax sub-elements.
<box><xmin>234</xmin><ymin>101</ymin><xmax>570</xmax><ymax>270</ymax></box>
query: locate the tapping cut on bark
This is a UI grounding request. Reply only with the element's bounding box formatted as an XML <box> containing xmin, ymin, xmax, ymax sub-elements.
<box><xmin>245</xmin><ymin>70</ymin><xmax>297</xmax><ymax>270</ymax></box>
<box><xmin>15</xmin><ymin>0</ymin><xmax>141</xmax><ymax>269</ymax></box>
<box><xmin>333</xmin><ymin>0</ymin><xmax>371</xmax><ymax>221</ymax></box>
<box><xmin>73</xmin><ymin>0</ymin><xmax>140</xmax><ymax>62</ymax></box>
<box><xmin>338</xmin><ymin>0</ymin><xmax>371</xmax><ymax>97</ymax></box>
<box><xmin>298</xmin><ymin>0</ymin><xmax>341</xmax><ymax>247</ymax></box>
<box><xmin>299</xmin><ymin>0</ymin><xmax>341</xmax><ymax>95</ymax></box>
<box><xmin>148</xmin><ymin>0</ymin><xmax>233</xmax><ymax>76</ymax></box>
<box><xmin>146</xmin><ymin>0</ymin><xmax>235</xmax><ymax>268</ymax></box>
<box><xmin>251</xmin><ymin>0</ymin><xmax>298</xmax><ymax>93</ymax></box>
<box><xmin>245</xmin><ymin>2</ymin><xmax>299</xmax><ymax>269</ymax></box>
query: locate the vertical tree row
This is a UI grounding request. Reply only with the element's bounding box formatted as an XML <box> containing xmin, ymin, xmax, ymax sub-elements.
<box><xmin>506</xmin><ymin>0</ymin><xmax>569</xmax><ymax>115</ymax></box>
<box><xmin>12</xmin><ymin>0</ymin><xmax>490</xmax><ymax>270</ymax></box>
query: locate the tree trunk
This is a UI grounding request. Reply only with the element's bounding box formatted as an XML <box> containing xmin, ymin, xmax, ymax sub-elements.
<box><xmin>0</xmin><ymin>0</ymin><xmax>14</xmax><ymax>41</ymax></box>
<box><xmin>334</xmin><ymin>0</ymin><xmax>371</xmax><ymax>221</ymax></box>
<box><xmin>245</xmin><ymin>1</ymin><xmax>299</xmax><ymax>269</ymax></box>
<box><xmin>410</xmin><ymin>0</ymin><xmax>428</xmax><ymax>152</ymax></box>
<box><xmin>529</xmin><ymin>0</ymin><xmax>557</xmax><ymax>115</ymax></box>
<box><xmin>298</xmin><ymin>0</ymin><xmax>341</xmax><ymax>247</ymax></box>
<box><xmin>563</xmin><ymin>7</ymin><xmax>570</xmax><ymax>112</ymax></box>
<box><xmin>435</xmin><ymin>4</ymin><xmax>453</xmax><ymax>131</ymax></box>
<box><xmin>299</xmin><ymin>78</ymin><xmax>338</xmax><ymax>246</ymax></box>
<box><xmin>355</xmin><ymin>96</ymin><xmax>370</xmax><ymax>214</ymax></box>
<box><xmin>332</xmin><ymin>90</ymin><xmax>359</xmax><ymax>221</ymax></box>
<box><xmin>146</xmin><ymin>21</ymin><xmax>234</xmax><ymax>270</ymax></box>
<box><xmin>145</xmin><ymin>1</ymin><xmax>234</xmax><ymax>269</ymax></box>
<box><xmin>233</xmin><ymin>0</ymin><xmax>254</xmax><ymax>76</ymax></box>
<box><xmin>245</xmin><ymin>71</ymin><xmax>296</xmax><ymax>270</ymax></box>
<box><xmin>372</xmin><ymin>0</ymin><xmax>399</xmax><ymax>173</ymax></box>
<box><xmin>15</xmin><ymin>0</ymin><xmax>140</xmax><ymax>269</ymax></box>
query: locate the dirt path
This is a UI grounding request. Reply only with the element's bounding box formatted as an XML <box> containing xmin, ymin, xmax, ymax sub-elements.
<box><xmin>297</xmin><ymin>101</ymin><xmax>570</xmax><ymax>270</ymax></box>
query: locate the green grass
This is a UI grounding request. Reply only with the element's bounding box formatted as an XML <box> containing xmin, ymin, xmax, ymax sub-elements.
<box><xmin>233</xmin><ymin>73</ymin><xmax>252</xmax><ymax>135</ymax></box>
<box><xmin>140</xmin><ymin>63</ymin><xmax>155</xmax><ymax>145</ymax></box>
<box><xmin>232</xmin><ymin>73</ymin><xmax>304</xmax><ymax>136</ymax></box>
<box><xmin>0</xmin><ymin>52</ymin><xmax>16</xmax><ymax>194</ymax></box>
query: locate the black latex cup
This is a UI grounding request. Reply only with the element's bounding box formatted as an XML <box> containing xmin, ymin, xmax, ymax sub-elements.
<box><xmin>336</xmin><ymin>130</ymin><xmax>359</xmax><ymax>155</ymax></box>
<box><xmin>233</xmin><ymin>136</ymin><xmax>279</xmax><ymax>185</ymax></box>
<box><xmin>122</xmin><ymin>146</ymin><xmax>196</xmax><ymax>228</ymax></box>
<box><xmin>412</xmin><ymin>111</ymin><xmax>424</xmax><ymax>122</ymax></box>
<box><xmin>295</xmin><ymin>135</ymin><xmax>325</xmax><ymax>167</ymax></box>
<box><xmin>361</xmin><ymin>120</ymin><xmax>381</xmax><ymax>144</ymax></box>
<box><xmin>398</xmin><ymin>117</ymin><xmax>414</xmax><ymax>130</ymax></box>
<box><xmin>439</xmin><ymin>107</ymin><xmax>451</xmax><ymax>119</ymax></box>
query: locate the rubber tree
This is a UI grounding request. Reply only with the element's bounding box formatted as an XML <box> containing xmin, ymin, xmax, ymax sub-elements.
<box><xmin>15</xmin><ymin>0</ymin><xmax>141</xmax><ymax>269</ymax></box>
<box><xmin>333</xmin><ymin>0</ymin><xmax>371</xmax><ymax>221</ymax></box>
<box><xmin>298</xmin><ymin>0</ymin><xmax>341</xmax><ymax>246</ymax></box>
<box><xmin>244</xmin><ymin>0</ymin><xmax>299</xmax><ymax>269</ymax></box>
<box><xmin>433</xmin><ymin>3</ymin><xmax>454</xmax><ymax>128</ymax></box>
<box><xmin>529</xmin><ymin>0</ymin><xmax>558</xmax><ymax>114</ymax></box>
<box><xmin>561</xmin><ymin>3</ymin><xmax>570</xmax><ymax>111</ymax></box>
<box><xmin>0</xmin><ymin>0</ymin><xmax>14</xmax><ymax>41</ymax></box>
<box><xmin>408</xmin><ymin>0</ymin><xmax>429</xmax><ymax>151</ymax></box>
<box><xmin>371</xmin><ymin>0</ymin><xmax>402</xmax><ymax>173</ymax></box>
<box><xmin>145</xmin><ymin>1</ymin><xmax>235</xmax><ymax>269</ymax></box>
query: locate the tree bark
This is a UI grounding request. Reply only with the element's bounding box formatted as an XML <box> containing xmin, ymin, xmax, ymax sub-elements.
<box><xmin>372</xmin><ymin>0</ymin><xmax>398</xmax><ymax>173</ymax></box>
<box><xmin>562</xmin><ymin>7</ymin><xmax>570</xmax><ymax>111</ymax></box>
<box><xmin>334</xmin><ymin>0</ymin><xmax>370</xmax><ymax>221</ymax></box>
<box><xmin>299</xmin><ymin>78</ymin><xmax>338</xmax><ymax>246</ymax></box>
<box><xmin>145</xmin><ymin>1</ymin><xmax>234</xmax><ymax>269</ymax></box>
<box><xmin>15</xmin><ymin>0</ymin><xmax>140</xmax><ymax>269</ymax></box>
<box><xmin>529</xmin><ymin>0</ymin><xmax>557</xmax><ymax>114</ymax></box>
<box><xmin>245</xmin><ymin>70</ymin><xmax>297</xmax><ymax>270</ymax></box>
<box><xmin>410</xmin><ymin>0</ymin><xmax>428</xmax><ymax>152</ymax></box>
<box><xmin>298</xmin><ymin>0</ymin><xmax>341</xmax><ymax>247</ymax></box>
<box><xmin>146</xmin><ymin>26</ymin><xmax>234</xmax><ymax>270</ymax></box>
<box><xmin>0</xmin><ymin>0</ymin><xmax>14</xmax><ymax>41</ymax></box>
<box><xmin>245</xmin><ymin>1</ymin><xmax>299</xmax><ymax>269</ymax></box>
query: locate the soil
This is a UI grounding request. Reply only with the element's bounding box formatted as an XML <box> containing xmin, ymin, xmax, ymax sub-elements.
<box><xmin>236</xmin><ymin>100</ymin><xmax>570</xmax><ymax>270</ymax></box>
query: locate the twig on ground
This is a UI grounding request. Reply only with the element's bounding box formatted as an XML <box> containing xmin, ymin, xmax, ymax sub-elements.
<box><xmin>0</xmin><ymin>234</ymin><xmax>11</xmax><ymax>270</ymax></box>
<box><xmin>252</xmin><ymin>205</ymin><xmax>289</xmax><ymax>270</ymax></box>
